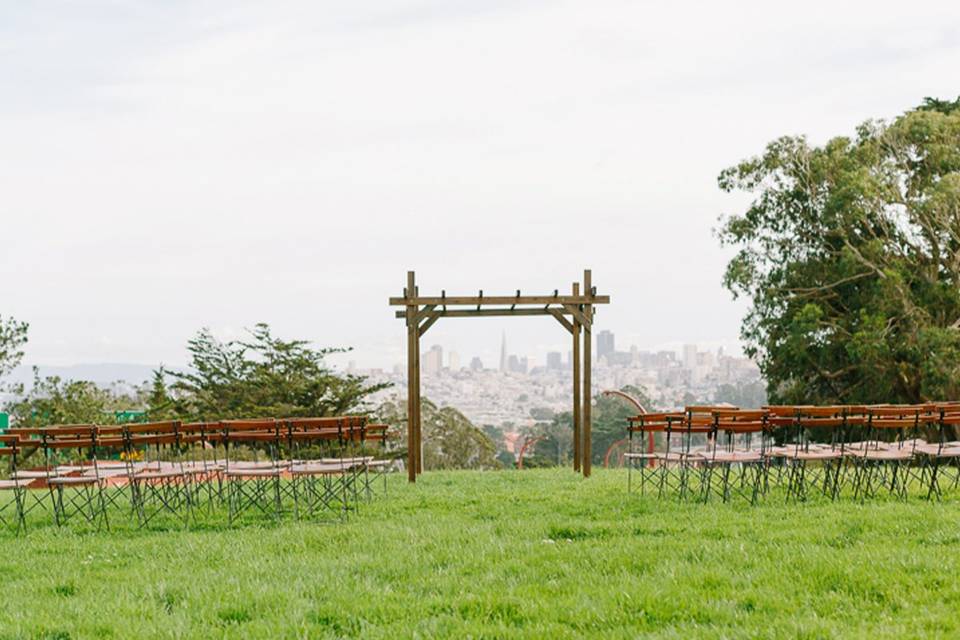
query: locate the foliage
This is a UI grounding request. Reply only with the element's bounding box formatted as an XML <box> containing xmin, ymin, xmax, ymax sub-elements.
<box><xmin>527</xmin><ymin>385</ymin><xmax>654</xmax><ymax>466</ymax></box>
<box><xmin>5</xmin><ymin>368</ymin><xmax>140</xmax><ymax>427</ymax></box>
<box><xmin>495</xmin><ymin>449</ymin><xmax>516</xmax><ymax>467</ymax></box>
<box><xmin>375</xmin><ymin>397</ymin><xmax>500</xmax><ymax>470</ymax></box>
<box><xmin>718</xmin><ymin>97</ymin><xmax>960</xmax><ymax>404</ymax></box>
<box><xmin>520</xmin><ymin>417</ymin><xmax>571</xmax><ymax>467</ymax></box>
<box><xmin>528</xmin><ymin>406</ymin><xmax>555</xmax><ymax>422</ymax></box>
<box><xmin>144</xmin><ymin>367</ymin><xmax>176</xmax><ymax>420</ymax></box>
<box><xmin>0</xmin><ymin>314</ymin><xmax>28</xmax><ymax>390</ymax></box>
<box><xmin>1</xmin><ymin>469</ymin><xmax>959</xmax><ymax>638</ymax></box>
<box><xmin>589</xmin><ymin>385</ymin><xmax>655</xmax><ymax>464</ymax></box>
<box><xmin>481</xmin><ymin>423</ymin><xmax>505</xmax><ymax>444</ymax></box>
<box><xmin>160</xmin><ymin>324</ymin><xmax>388</xmax><ymax>420</ymax></box>
<box><xmin>714</xmin><ymin>380</ymin><xmax>768</xmax><ymax>408</ymax></box>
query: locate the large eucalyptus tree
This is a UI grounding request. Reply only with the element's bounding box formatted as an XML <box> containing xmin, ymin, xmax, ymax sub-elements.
<box><xmin>719</xmin><ymin>98</ymin><xmax>960</xmax><ymax>404</ymax></box>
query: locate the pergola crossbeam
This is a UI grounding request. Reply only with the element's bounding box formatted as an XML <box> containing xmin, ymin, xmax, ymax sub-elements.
<box><xmin>562</xmin><ymin>303</ymin><xmax>591</xmax><ymax>328</ymax></box>
<box><xmin>395</xmin><ymin>306</ymin><xmax>578</xmax><ymax>320</ymax></box>
<box><xmin>389</xmin><ymin>295</ymin><xmax>609</xmax><ymax>306</ymax></box>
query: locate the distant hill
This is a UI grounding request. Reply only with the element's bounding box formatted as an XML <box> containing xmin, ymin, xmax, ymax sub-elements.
<box><xmin>5</xmin><ymin>363</ymin><xmax>179</xmax><ymax>387</ymax></box>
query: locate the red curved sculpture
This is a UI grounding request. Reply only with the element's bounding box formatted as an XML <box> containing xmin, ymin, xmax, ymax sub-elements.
<box><xmin>601</xmin><ymin>390</ymin><xmax>653</xmax><ymax>468</ymax></box>
<box><xmin>517</xmin><ymin>435</ymin><xmax>547</xmax><ymax>470</ymax></box>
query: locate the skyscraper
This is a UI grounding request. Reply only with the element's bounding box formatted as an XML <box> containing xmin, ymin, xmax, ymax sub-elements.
<box><xmin>448</xmin><ymin>350</ymin><xmax>460</xmax><ymax>371</ymax></box>
<box><xmin>682</xmin><ymin>344</ymin><xmax>698</xmax><ymax>370</ymax></box>
<box><xmin>597</xmin><ymin>330</ymin><xmax>615</xmax><ymax>361</ymax></box>
<box><xmin>546</xmin><ymin>351</ymin><xmax>563</xmax><ymax>370</ymax></box>
<box><xmin>423</xmin><ymin>344</ymin><xmax>443</xmax><ymax>375</ymax></box>
<box><xmin>499</xmin><ymin>331</ymin><xmax>508</xmax><ymax>373</ymax></box>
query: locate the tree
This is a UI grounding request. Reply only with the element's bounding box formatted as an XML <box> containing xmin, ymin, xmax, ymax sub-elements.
<box><xmin>374</xmin><ymin>397</ymin><xmax>500</xmax><ymax>470</ymax></box>
<box><xmin>589</xmin><ymin>385</ymin><xmax>655</xmax><ymax>465</ymax></box>
<box><xmin>714</xmin><ymin>380</ymin><xmax>767</xmax><ymax>408</ymax></box>
<box><xmin>525</xmin><ymin>384</ymin><xmax>655</xmax><ymax>467</ymax></box>
<box><xmin>162</xmin><ymin>324</ymin><xmax>389</xmax><ymax>420</ymax></box>
<box><xmin>0</xmin><ymin>315</ymin><xmax>28</xmax><ymax>390</ymax></box>
<box><xmin>522</xmin><ymin>416</ymin><xmax>573</xmax><ymax>467</ymax></box>
<box><xmin>5</xmin><ymin>369</ymin><xmax>139</xmax><ymax>427</ymax></box>
<box><xmin>144</xmin><ymin>367</ymin><xmax>176</xmax><ymax>420</ymax></box>
<box><xmin>718</xmin><ymin>97</ymin><xmax>960</xmax><ymax>404</ymax></box>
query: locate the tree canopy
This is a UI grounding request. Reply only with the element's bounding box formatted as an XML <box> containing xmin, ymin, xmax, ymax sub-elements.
<box><xmin>526</xmin><ymin>385</ymin><xmax>654</xmax><ymax>467</ymax></box>
<box><xmin>6</xmin><ymin>369</ymin><xmax>141</xmax><ymax>427</ymax></box>
<box><xmin>375</xmin><ymin>397</ymin><xmax>500</xmax><ymax>470</ymax></box>
<box><xmin>0</xmin><ymin>315</ymin><xmax>28</xmax><ymax>390</ymax></box>
<box><xmin>3</xmin><ymin>324</ymin><xmax>387</xmax><ymax>428</ymax></box>
<box><xmin>718</xmin><ymin>97</ymin><xmax>960</xmax><ymax>404</ymax></box>
<box><xmin>159</xmin><ymin>324</ymin><xmax>389</xmax><ymax>420</ymax></box>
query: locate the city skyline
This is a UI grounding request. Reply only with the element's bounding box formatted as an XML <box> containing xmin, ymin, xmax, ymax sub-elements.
<box><xmin>9</xmin><ymin>317</ymin><xmax>751</xmax><ymax>375</ymax></box>
<box><xmin>361</xmin><ymin>330</ymin><xmax>762</xmax><ymax>428</ymax></box>
<box><xmin>330</xmin><ymin>324</ymin><xmax>751</xmax><ymax>374</ymax></box>
<box><xmin>353</xmin><ymin>329</ymin><xmax>748</xmax><ymax>376</ymax></box>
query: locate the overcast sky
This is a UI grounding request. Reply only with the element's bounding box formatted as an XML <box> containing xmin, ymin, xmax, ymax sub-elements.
<box><xmin>2</xmin><ymin>0</ymin><xmax>959</xmax><ymax>372</ymax></box>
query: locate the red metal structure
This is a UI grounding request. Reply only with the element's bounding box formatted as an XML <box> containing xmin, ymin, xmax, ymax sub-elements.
<box><xmin>601</xmin><ymin>390</ymin><xmax>653</xmax><ymax>468</ymax></box>
<box><xmin>603</xmin><ymin>438</ymin><xmax>629</xmax><ymax>468</ymax></box>
<box><xmin>517</xmin><ymin>435</ymin><xmax>547</xmax><ymax>470</ymax></box>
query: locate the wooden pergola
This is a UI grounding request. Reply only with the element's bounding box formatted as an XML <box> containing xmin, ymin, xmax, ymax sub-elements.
<box><xmin>390</xmin><ymin>270</ymin><xmax>610</xmax><ymax>482</ymax></box>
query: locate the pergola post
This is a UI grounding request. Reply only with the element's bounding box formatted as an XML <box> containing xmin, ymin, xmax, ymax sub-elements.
<box><xmin>414</xmin><ymin>319</ymin><xmax>423</xmax><ymax>476</ymax></box>
<box><xmin>405</xmin><ymin>271</ymin><xmax>418</xmax><ymax>483</ymax></box>
<box><xmin>582</xmin><ymin>269</ymin><xmax>593</xmax><ymax>478</ymax></box>
<box><xmin>572</xmin><ymin>282</ymin><xmax>581</xmax><ymax>473</ymax></box>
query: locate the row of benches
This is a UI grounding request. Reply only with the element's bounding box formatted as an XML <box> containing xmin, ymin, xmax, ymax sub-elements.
<box><xmin>0</xmin><ymin>417</ymin><xmax>396</xmax><ymax>532</ymax></box>
<box><xmin>625</xmin><ymin>404</ymin><xmax>960</xmax><ymax>502</ymax></box>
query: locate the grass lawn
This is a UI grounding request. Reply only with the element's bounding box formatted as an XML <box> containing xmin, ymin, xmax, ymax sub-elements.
<box><xmin>1</xmin><ymin>468</ymin><xmax>959</xmax><ymax>639</ymax></box>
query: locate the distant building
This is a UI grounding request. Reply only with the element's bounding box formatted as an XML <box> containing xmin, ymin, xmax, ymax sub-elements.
<box><xmin>546</xmin><ymin>351</ymin><xmax>563</xmax><ymax>370</ymax></box>
<box><xmin>507</xmin><ymin>354</ymin><xmax>528</xmax><ymax>374</ymax></box>
<box><xmin>597</xmin><ymin>330</ymin><xmax>615</xmax><ymax>361</ymax></box>
<box><xmin>469</xmin><ymin>357</ymin><xmax>484</xmax><ymax>371</ymax></box>
<box><xmin>696</xmin><ymin>350</ymin><xmax>714</xmax><ymax>368</ymax></box>
<box><xmin>423</xmin><ymin>344</ymin><xmax>443</xmax><ymax>375</ymax></box>
<box><xmin>499</xmin><ymin>332</ymin><xmax>508</xmax><ymax>373</ymax></box>
<box><xmin>448</xmin><ymin>351</ymin><xmax>460</xmax><ymax>371</ymax></box>
<box><xmin>682</xmin><ymin>344</ymin><xmax>698</xmax><ymax>370</ymax></box>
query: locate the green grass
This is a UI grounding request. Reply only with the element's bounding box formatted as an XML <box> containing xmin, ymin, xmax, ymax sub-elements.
<box><xmin>1</xmin><ymin>468</ymin><xmax>959</xmax><ymax>638</ymax></box>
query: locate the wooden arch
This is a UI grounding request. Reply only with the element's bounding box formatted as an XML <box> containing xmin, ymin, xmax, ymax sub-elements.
<box><xmin>389</xmin><ymin>270</ymin><xmax>610</xmax><ymax>482</ymax></box>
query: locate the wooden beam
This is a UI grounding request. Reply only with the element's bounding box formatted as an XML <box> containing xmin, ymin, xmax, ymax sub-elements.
<box><xmin>561</xmin><ymin>304</ymin><xmax>591</xmax><ymax>328</ymax></box>
<box><xmin>572</xmin><ymin>282</ymin><xmax>581</xmax><ymax>473</ymax></box>
<box><xmin>582</xmin><ymin>270</ymin><xmax>593</xmax><ymax>478</ymax></box>
<box><xmin>389</xmin><ymin>295</ymin><xmax>609</xmax><ymax>306</ymax></box>
<box><xmin>414</xmin><ymin>304</ymin><xmax>437</xmax><ymax>323</ymax></box>
<box><xmin>549</xmin><ymin>308</ymin><xmax>574</xmax><ymax>334</ymax></box>
<box><xmin>394</xmin><ymin>307</ymin><xmax>574</xmax><ymax>319</ymax></box>
<box><xmin>418</xmin><ymin>310</ymin><xmax>441</xmax><ymax>337</ymax></box>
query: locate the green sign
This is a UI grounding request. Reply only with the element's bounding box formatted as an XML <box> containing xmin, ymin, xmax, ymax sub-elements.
<box><xmin>0</xmin><ymin>412</ymin><xmax>8</xmax><ymax>431</ymax></box>
<box><xmin>115</xmin><ymin>410</ymin><xmax>146</xmax><ymax>424</ymax></box>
